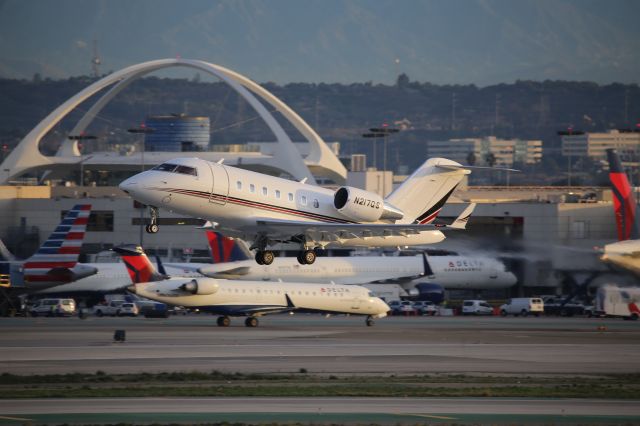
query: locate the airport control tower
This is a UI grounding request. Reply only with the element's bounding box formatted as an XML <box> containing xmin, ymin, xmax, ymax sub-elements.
<box><xmin>144</xmin><ymin>114</ymin><xmax>210</xmax><ymax>152</ymax></box>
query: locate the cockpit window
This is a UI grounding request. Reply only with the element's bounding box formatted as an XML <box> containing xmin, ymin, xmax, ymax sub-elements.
<box><xmin>175</xmin><ymin>165</ymin><xmax>197</xmax><ymax>176</ymax></box>
<box><xmin>151</xmin><ymin>163</ymin><xmax>197</xmax><ymax>177</ymax></box>
<box><xmin>153</xmin><ymin>163</ymin><xmax>178</xmax><ymax>172</ymax></box>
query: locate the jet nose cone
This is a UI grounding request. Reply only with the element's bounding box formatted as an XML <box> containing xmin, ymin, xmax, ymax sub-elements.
<box><xmin>119</xmin><ymin>176</ymin><xmax>138</xmax><ymax>194</ymax></box>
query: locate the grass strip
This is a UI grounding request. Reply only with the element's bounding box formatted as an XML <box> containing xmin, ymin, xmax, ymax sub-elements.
<box><xmin>4</xmin><ymin>383</ymin><xmax>640</xmax><ymax>399</ymax></box>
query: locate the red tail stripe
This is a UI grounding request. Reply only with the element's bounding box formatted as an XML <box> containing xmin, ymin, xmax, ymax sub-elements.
<box><xmin>58</xmin><ymin>247</ymin><xmax>81</xmax><ymax>254</ymax></box>
<box><xmin>65</xmin><ymin>232</ymin><xmax>85</xmax><ymax>240</ymax></box>
<box><xmin>73</xmin><ymin>217</ymin><xmax>89</xmax><ymax>225</ymax></box>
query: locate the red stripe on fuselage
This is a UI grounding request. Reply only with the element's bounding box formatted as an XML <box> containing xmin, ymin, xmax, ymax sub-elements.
<box><xmin>161</xmin><ymin>187</ymin><xmax>354</xmax><ymax>224</ymax></box>
<box><xmin>23</xmin><ymin>262</ymin><xmax>76</xmax><ymax>269</ymax></box>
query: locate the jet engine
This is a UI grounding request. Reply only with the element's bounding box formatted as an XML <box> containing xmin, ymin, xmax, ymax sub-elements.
<box><xmin>179</xmin><ymin>279</ymin><xmax>219</xmax><ymax>295</ymax></box>
<box><xmin>411</xmin><ymin>283</ymin><xmax>445</xmax><ymax>304</ymax></box>
<box><xmin>333</xmin><ymin>187</ymin><xmax>404</xmax><ymax>222</ymax></box>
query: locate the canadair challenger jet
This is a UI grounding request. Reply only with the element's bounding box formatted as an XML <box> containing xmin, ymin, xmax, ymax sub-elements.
<box><xmin>119</xmin><ymin>157</ymin><xmax>478</xmax><ymax>265</ymax></box>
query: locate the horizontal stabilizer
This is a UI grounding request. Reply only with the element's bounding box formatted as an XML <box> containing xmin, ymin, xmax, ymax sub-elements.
<box><xmin>447</xmin><ymin>203</ymin><xmax>476</xmax><ymax>230</ymax></box>
<box><xmin>436</xmin><ymin>164</ymin><xmax>520</xmax><ymax>172</ymax></box>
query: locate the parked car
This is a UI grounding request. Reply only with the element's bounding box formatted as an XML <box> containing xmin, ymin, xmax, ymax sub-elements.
<box><xmin>117</xmin><ymin>302</ymin><xmax>139</xmax><ymax>317</ymax></box>
<box><xmin>500</xmin><ymin>298</ymin><xmax>544</xmax><ymax>317</ymax></box>
<box><xmin>29</xmin><ymin>298</ymin><xmax>76</xmax><ymax>317</ymax></box>
<box><xmin>387</xmin><ymin>300</ymin><xmax>417</xmax><ymax>316</ymax></box>
<box><xmin>542</xmin><ymin>296</ymin><xmax>585</xmax><ymax>317</ymax></box>
<box><xmin>94</xmin><ymin>300</ymin><xmax>126</xmax><ymax>317</ymax></box>
<box><xmin>412</xmin><ymin>300</ymin><xmax>437</xmax><ymax>316</ymax></box>
<box><xmin>462</xmin><ymin>300</ymin><xmax>494</xmax><ymax>315</ymax></box>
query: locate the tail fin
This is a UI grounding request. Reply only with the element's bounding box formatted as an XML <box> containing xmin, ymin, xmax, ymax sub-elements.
<box><xmin>112</xmin><ymin>245</ymin><xmax>166</xmax><ymax>284</ymax></box>
<box><xmin>23</xmin><ymin>204</ymin><xmax>92</xmax><ymax>284</ymax></box>
<box><xmin>606</xmin><ymin>148</ymin><xmax>639</xmax><ymax>241</ymax></box>
<box><xmin>0</xmin><ymin>239</ymin><xmax>16</xmax><ymax>261</ymax></box>
<box><xmin>386</xmin><ymin>158</ymin><xmax>470</xmax><ymax>224</ymax></box>
<box><xmin>205</xmin><ymin>231</ymin><xmax>251</xmax><ymax>263</ymax></box>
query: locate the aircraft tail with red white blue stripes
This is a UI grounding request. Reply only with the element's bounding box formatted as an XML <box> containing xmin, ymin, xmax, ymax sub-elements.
<box><xmin>205</xmin><ymin>230</ymin><xmax>251</xmax><ymax>263</ymax></box>
<box><xmin>606</xmin><ymin>149</ymin><xmax>639</xmax><ymax>241</ymax></box>
<box><xmin>22</xmin><ymin>204</ymin><xmax>97</xmax><ymax>289</ymax></box>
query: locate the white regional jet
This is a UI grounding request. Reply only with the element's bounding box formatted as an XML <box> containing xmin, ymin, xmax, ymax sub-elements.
<box><xmin>115</xmin><ymin>245</ymin><xmax>390</xmax><ymax>327</ymax></box>
<box><xmin>119</xmin><ymin>157</ymin><xmax>477</xmax><ymax>266</ymax></box>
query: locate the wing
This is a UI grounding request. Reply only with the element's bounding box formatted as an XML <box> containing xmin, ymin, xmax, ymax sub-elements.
<box><xmin>255</xmin><ymin>203</ymin><xmax>476</xmax><ymax>243</ymax></box>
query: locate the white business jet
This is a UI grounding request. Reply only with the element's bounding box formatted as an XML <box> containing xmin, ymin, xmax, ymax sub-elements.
<box><xmin>115</xmin><ymin>245</ymin><xmax>390</xmax><ymax>327</ymax></box>
<box><xmin>119</xmin><ymin>157</ymin><xmax>476</xmax><ymax>266</ymax></box>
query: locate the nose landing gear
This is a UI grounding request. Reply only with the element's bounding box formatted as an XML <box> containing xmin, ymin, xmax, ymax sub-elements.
<box><xmin>145</xmin><ymin>206</ymin><xmax>159</xmax><ymax>234</ymax></box>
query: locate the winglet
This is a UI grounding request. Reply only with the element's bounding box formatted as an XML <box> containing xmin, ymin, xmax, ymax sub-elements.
<box><xmin>448</xmin><ymin>203</ymin><xmax>476</xmax><ymax>230</ymax></box>
<box><xmin>285</xmin><ymin>294</ymin><xmax>296</xmax><ymax>308</ymax></box>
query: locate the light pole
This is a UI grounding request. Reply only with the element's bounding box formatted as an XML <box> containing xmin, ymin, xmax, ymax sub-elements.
<box><xmin>68</xmin><ymin>134</ymin><xmax>97</xmax><ymax>186</ymax></box>
<box><xmin>369</xmin><ymin>126</ymin><xmax>399</xmax><ymax>196</ymax></box>
<box><xmin>128</xmin><ymin>125</ymin><xmax>155</xmax><ymax>245</ymax></box>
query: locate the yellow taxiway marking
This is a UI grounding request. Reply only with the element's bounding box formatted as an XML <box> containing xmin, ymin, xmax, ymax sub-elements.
<box><xmin>406</xmin><ymin>413</ymin><xmax>458</xmax><ymax>420</ymax></box>
<box><xmin>0</xmin><ymin>415</ymin><xmax>33</xmax><ymax>421</ymax></box>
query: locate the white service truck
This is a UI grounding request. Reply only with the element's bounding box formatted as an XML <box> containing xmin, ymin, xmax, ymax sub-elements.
<box><xmin>595</xmin><ymin>285</ymin><xmax>640</xmax><ymax>320</ymax></box>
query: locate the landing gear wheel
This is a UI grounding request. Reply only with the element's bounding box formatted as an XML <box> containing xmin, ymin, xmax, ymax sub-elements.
<box><xmin>260</xmin><ymin>251</ymin><xmax>275</xmax><ymax>265</ymax></box>
<box><xmin>366</xmin><ymin>316</ymin><xmax>374</xmax><ymax>327</ymax></box>
<box><xmin>245</xmin><ymin>317</ymin><xmax>259</xmax><ymax>327</ymax></box>
<box><xmin>146</xmin><ymin>206</ymin><xmax>160</xmax><ymax>234</ymax></box>
<box><xmin>255</xmin><ymin>252</ymin><xmax>265</xmax><ymax>265</ymax></box>
<box><xmin>302</xmin><ymin>249</ymin><xmax>316</xmax><ymax>265</ymax></box>
<box><xmin>217</xmin><ymin>316</ymin><xmax>231</xmax><ymax>327</ymax></box>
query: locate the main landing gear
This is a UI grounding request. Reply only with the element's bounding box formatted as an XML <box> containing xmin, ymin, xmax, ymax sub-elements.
<box><xmin>215</xmin><ymin>316</ymin><xmax>260</xmax><ymax>327</ymax></box>
<box><xmin>145</xmin><ymin>206</ymin><xmax>159</xmax><ymax>234</ymax></box>
<box><xmin>217</xmin><ymin>316</ymin><xmax>231</xmax><ymax>327</ymax></box>
<box><xmin>296</xmin><ymin>249</ymin><xmax>317</xmax><ymax>265</ymax></box>
<box><xmin>255</xmin><ymin>250</ymin><xmax>275</xmax><ymax>265</ymax></box>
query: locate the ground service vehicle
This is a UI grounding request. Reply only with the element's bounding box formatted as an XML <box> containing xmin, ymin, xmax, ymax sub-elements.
<box><xmin>462</xmin><ymin>300</ymin><xmax>494</xmax><ymax>315</ymax></box>
<box><xmin>595</xmin><ymin>285</ymin><xmax>640</xmax><ymax>320</ymax></box>
<box><xmin>500</xmin><ymin>298</ymin><xmax>544</xmax><ymax>317</ymax></box>
<box><xmin>30</xmin><ymin>298</ymin><xmax>76</xmax><ymax>317</ymax></box>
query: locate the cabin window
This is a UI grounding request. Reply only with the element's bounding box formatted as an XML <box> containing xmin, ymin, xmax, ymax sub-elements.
<box><xmin>301</xmin><ymin>195</ymin><xmax>307</xmax><ymax>206</ymax></box>
<box><xmin>288</xmin><ymin>193</ymin><xmax>294</xmax><ymax>202</ymax></box>
<box><xmin>250</xmin><ymin>184</ymin><xmax>255</xmax><ymax>193</ymax></box>
<box><xmin>313</xmin><ymin>199</ymin><xmax>319</xmax><ymax>208</ymax></box>
<box><xmin>275</xmin><ymin>190</ymin><xmax>281</xmax><ymax>199</ymax></box>
<box><xmin>236</xmin><ymin>181</ymin><xmax>242</xmax><ymax>190</ymax></box>
<box><xmin>262</xmin><ymin>187</ymin><xmax>268</xmax><ymax>196</ymax></box>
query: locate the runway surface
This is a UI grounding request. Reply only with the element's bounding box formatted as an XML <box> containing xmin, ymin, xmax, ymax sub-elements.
<box><xmin>1</xmin><ymin>397</ymin><xmax>639</xmax><ymax>425</ymax></box>
<box><xmin>0</xmin><ymin>315</ymin><xmax>639</xmax><ymax>375</ymax></box>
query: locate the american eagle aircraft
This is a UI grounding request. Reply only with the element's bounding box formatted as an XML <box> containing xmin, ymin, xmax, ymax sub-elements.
<box><xmin>119</xmin><ymin>157</ymin><xmax>477</xmax><ymax>266</ymax></box>
<box><xmin>115</xmin><ymin>245</ymin><xmax>390</xmax><ymax>327</ymax></box>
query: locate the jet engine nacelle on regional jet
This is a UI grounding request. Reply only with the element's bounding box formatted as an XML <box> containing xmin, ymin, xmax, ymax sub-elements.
<box><xmin>333</xmin><ymin>187</ymin><xmax>404</xmax><ymax>222</ymax></box>
<box><xmin>180</xmin><ymin>279</ymin><xmax>219</xmax><ymax>295</ymax></box>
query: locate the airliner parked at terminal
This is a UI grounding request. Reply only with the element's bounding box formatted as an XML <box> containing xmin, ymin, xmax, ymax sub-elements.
<box><xmin>192</xmin><ymin>231</ymin><xmax>517</xmax><ymax>291</ymax></box>
<box><xmin>116</xmin><ymin>245</ymin><xmax>390</xmax><ymax>327</ymax></box>
<box><xmin>119</xmin><ymin>156</ymin><xmax>481</xmax><ymax>265</ymax></box>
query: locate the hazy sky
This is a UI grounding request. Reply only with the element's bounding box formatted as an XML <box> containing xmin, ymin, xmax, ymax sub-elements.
<box><xmin>1</xmin><ymin>0</ymin><xmax>639</xmax><ymax>85</ymax></box>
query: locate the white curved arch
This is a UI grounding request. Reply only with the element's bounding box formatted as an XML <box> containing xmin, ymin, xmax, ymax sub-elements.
<box><xmin>2</xmin><ymin>58</ymin><xmax>346</xmax><ymax>184</ymax></box>
<box><xmin>59</xmin><ymin>60</ymin><xmax>346</xmax><ymax>182</ymax></box>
